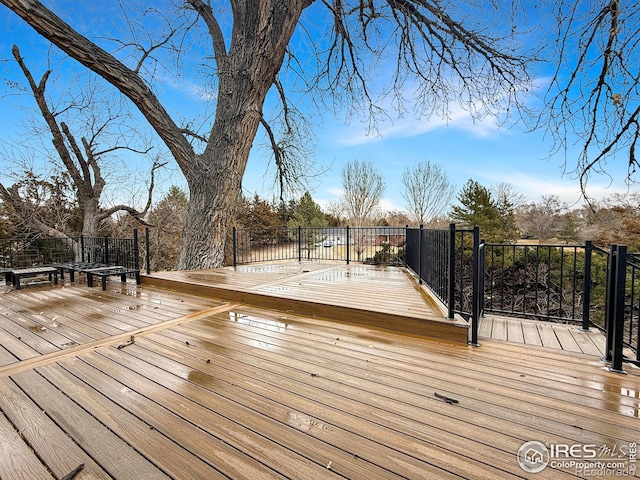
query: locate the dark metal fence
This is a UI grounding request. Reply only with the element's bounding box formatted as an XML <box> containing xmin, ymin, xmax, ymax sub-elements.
<box><xmin>404</xmin><ymin>224</ymin><xmax>638</xmax><ymax>369</ymax></box>
<box><xmin>0</xmin><ymin>231</ymin><xmax>141</xmax><ymax>272</ymax></box>
<box><xmin>623</xmin><ymin>254</ymin><xmax>640</xmax><ymax>364</ymax></box>
<box><xmin>79</xmin><ymin>232</ymin><xmax>140</xmax><ymax>270</ymax></box>
<box><xmin>0</xmin><ymin>236</ymin><xmax>77</xmax><ymax>268</ymax></box>
<box><xmin>232</xmin><ymin>226</ymin><xmax>406</xmax><ymax>266</ymax></box>
<box><xmin>483</xmin><ymin>243</ymin><xmax>589</xmax><ymax>323</ymax></box>
<box><xmin>606</xmin><ymin>246</ymin><xmax>640</xmax><ymax>369</ymax></box>
<box><xmin>405</xmin><ymin>224</ymin><xmax>482</xmax><ymax>343</ymax></box>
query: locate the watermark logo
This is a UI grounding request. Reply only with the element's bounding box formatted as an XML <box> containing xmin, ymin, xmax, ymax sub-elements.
<box><xmin>517</xmin><ymin>441</ymin><xmax>637</xmax><ymax>476</ymax></box>
<box><xmin>517</xmin><ymin>441</ymin><xmax>550</xmax><ymax>473</ymax></box>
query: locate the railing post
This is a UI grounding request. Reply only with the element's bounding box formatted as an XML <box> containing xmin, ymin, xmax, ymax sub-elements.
<box><xmin>418</xmin><ymin>224</ymin><xmax>423</xmax><ymax>285</ymax></box>
<box><xmin>133</xmin><ymin>229</ymin><xmax>141</xmax><ymax>284</ymax></box>
<box><xmin>582</xmin><ymin>241</ymin><xmax>593</xmax><ymax>331</ymax></box>
<box><xmin>469</xmin><ymin>226</ymin><xmax>481</xmax><ymax>346</ymax></box>
<box><xmin>298</xmin><ymin>226</ymin><xmax>302</xmax><ymax>262</ymax></box>
<box><xmin>609</xmin><ymin>244</ymin><xmax>627</xmax><ymax>373</ymax></box>
<box><xmin>447</xmin><ymin>223</ymin><xmax>456</xmax><ymax>320</ymax></box>
<box><xmin>145</xmin><ymin>227</ymin><xmax>151</xmax><ymax>274</ymax></box>
<box><xmin>232</xmin><ymin>227</ymin><xmax>237</xmax><ymax>268</ymax></box>
<box><xmin>346</xmin><ymin>226</ymin><xmax>350</xmax><ymax>264</ymax></box>
<box><xmin>80</xmin><ymin>235</ymin><xmax>85</xmax><ymax>262</ymax></box>
<box><xmin>133</xmin><ymin>229</ymin><xmax>139</xmax><ymax>267</ymax></box>
<box><xmin>479</xmin><ymin>238</ymin><xmax>485</xmax><ymax>320</ymax></box>
<box><xmin>403</xmin><ymin>225</ymin><xmax>408</xmax><ymax>267</ymax></box>
<box><xmin>103</xmin><ymin>235</ymin><xmax>109</xmax><ymax>265</ymax></box>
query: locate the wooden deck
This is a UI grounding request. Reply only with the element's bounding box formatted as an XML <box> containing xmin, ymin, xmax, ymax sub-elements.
<box><xmin>144</xmin><ymin>262</ymin><xmax>469</xmax><ymax>343</ymax></box>
<box><xmin>0</xmin><ymin>270</ymin><xmax>639</xmax><ymax>479</ymax></box>
<box><xmin>478</xmin><ymin>314</ymin><xmax>607</xmax><ymax>356</ymax></box>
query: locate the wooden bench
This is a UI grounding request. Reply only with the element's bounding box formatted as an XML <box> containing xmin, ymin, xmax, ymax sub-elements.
<box><xmin>76</xmin><ymin>266</ymin><xmax>140</xmax><ymax>290</ymax></box>
<box><xmin>54</xmin><ymin>262</ymin><xmax>107</xmax><ymax>283</ymax></box>
<box><xmin>10</xmin><ymin>266</ymin><xmax>59</xmax><ymax>289</ymax></box>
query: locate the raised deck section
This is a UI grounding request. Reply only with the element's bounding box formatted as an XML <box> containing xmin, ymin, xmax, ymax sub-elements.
<box><xmin>143</xmin><ymin>262</ymin><xmax>469</xmax><ymax>344</ymax></box>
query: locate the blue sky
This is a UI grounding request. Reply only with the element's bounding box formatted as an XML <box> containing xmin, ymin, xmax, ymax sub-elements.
<box><xmin>0</xmin><ymin>2</ymin><xmax>634</xmax><ymax>216</ymax></box>
<box><xmin>243</xmin><ymin>91</ymin><xmax>632</xmax><ymax>212</ymax></box>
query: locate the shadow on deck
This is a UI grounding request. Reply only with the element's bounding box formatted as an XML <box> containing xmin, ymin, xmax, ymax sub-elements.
<box><xmin>143</xmin><ymin>262</ymin><xmax>470</xmax><ymax>344</ymax></box>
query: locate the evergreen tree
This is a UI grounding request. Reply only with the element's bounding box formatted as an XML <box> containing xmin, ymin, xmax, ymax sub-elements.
<box><xmin>451</xmin><ymin>180</ymin><xmax>504</xmax><ymax>241</ymax></box>
<box><xmin>493</xmin><ymin>186</ymin><xmax>520</xmax><ymax>242</ymax></box>
<box><xmin>288</xmin><ymin>192</ymin><xmax>327</xmax><ymax>228</ymax></box>
<box><xmin>288</xmin><ymin>192</ymin><xmax>328</xmax><ymax>257</ymax></box>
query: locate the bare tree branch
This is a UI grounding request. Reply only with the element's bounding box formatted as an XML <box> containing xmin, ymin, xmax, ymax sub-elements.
<box><xmin>401</xmin><ymin>161</ymin><xmax>455</xmax><ymax>225</ymax></box>
<box><xmin>541</xmin><ymin>0</ymin><xmax>640</xmax><ymax>193</ymax></box>
<box><xmin>7</xmin><ymin>44</ymin><xmax>164</xmax><ymax>236</ymax></box>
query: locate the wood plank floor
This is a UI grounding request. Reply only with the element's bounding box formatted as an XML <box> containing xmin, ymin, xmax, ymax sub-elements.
<box><xmin>0</xmin><ymin>281</ymin><xmax>639</xmax><ymax>479</ymax></box>
<box><xmin>145</xmin><ymin>262</ymin><xmax>469</xmax><ymax>343</ymax></box>
<box><xmin>478</xmin><ymin>314</ymin><xmax>607</xmax><ymax>356</ymax></box>
<box><xmin>0</xmin><ymin>280</ymin><xmax>225</xmax><ymax>367</ymax></box>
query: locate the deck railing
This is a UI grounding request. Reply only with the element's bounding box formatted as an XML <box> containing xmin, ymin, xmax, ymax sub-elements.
<box><xmin>231</xmin><ymin>226</ymin><xmax>406</xmax><ymax>266</ymax></box>
<box><xmin>0</xmin><ymin>231</ymin><xmax>141</xmax><ymax>272</ymax></box>
<box><xmin>79</xmin><ymin>232</ymin><xmax>140</xmax><ymax>270</ymax></box>
<box><xmin>605</xmin><ymin>246</ymin><xmax>640</xmax><ymax>369</ymax></box>
<box><xmin>483</xmin><ymin>243</ymin><xmax>592</xmax><ymax>324</ymax></box>
<box><xmin>404</xmin><ymin>225</ymin><xmax>638</xmax><ymax>368</ymax></box>
<box><xmin>0</xmin><ymin>236</ymin><xmax>77</xmax><ymax>268</ymax></box>
<box><xmin>406</xmin><ymin>224</ymin><xmax>484</xmax><ymax>344</ymax></box>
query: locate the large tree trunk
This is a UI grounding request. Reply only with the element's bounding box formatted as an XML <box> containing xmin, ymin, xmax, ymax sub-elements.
<box><xmin>0</xmin><ymin>0</ymin><xmax>309</xmax><ymax>269</ymax></box>
<box><xmin>175</xmin><ymin>0</ymin><xmax>307</xmax><ymax>269</ymax></box>
<box><xmin>81</xmin><ymin>197</ymin><xmax>100</xmax><ymax>237</ymax></box>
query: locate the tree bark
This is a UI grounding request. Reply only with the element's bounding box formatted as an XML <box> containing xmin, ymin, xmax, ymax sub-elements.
<box><xmin>0</xmin><ymin>0</ymin><xmax>309</xmax><ymax>269</ymax></box>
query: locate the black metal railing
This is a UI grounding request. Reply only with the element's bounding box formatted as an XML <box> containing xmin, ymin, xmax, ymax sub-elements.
<box><xmin>623</xmin><ymin>254</ymin><xmax>640</xmax><ymax>364</ymax></box>
<box><xmin>231</xmin><ymin>226</ymin><xmax>406</xmax><ymax>267</ymax></box>
<box><xmin>79</xmin><ymin>232</ymin><xmax>140</xmax><ymax>270</ymax></box>
<box><xmin>405</xmin><ymin>224</ymin><xmax>483</xmax><ymax>343</ymax></box>
<box><xmin>0</xmin><ymin>231</ymin><xmax>142</xmax><ymax>272</ymax></box>
<box><xmin>0</xmin><ymin>236</ymin><xmax>77</xmax><ymax>268</ymax></box>
<box><xmin>483</xmin><ymin>243</ymin><xmax>592</xmax><ymax>324</ymax></box>
<box><xmin>604</xmin><ymin>246</ymin><xmax>640</xmax><ymax>369</ymax></box>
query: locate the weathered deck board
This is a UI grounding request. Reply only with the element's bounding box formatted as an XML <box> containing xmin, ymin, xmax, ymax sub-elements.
<box><xmin>0</xmin><ymin>407</ymin><xmax>54</xmax><ymax>480</ymax></box>
<box><xmin>0</xmin><ymin>284</ymin><xmax>225</xmax><ymax>366</ymax></box>
<box><xmin>0</xmin><ymin>267</ymin><xmax>637</xmax><ymax>479</ymax></box>
<box><xmin>0</xmin><ymin>377</ymin><xmax>112</xmax><ymax>480</ymax></box>
<box><xmin>480</xmin><ymin>314</ymin><xmax>607</xmax><ymax>356</ymax></box>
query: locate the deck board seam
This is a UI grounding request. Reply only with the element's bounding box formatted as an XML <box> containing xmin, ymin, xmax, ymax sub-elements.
<box><xmin>0</xmin><ymin>303</ymin><xmax>238</xmax><ymax>379</ymax></box>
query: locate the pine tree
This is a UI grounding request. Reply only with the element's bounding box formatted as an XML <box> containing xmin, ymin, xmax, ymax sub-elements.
<box><xmin>288</xmin><ymin>192</ymin><xmax>327</xmax><ymax>228</ymax></box>
<box><xmin>451</xmin><ymin>180</ymin><xmax>504</xmax><ymax>241</ymax></box>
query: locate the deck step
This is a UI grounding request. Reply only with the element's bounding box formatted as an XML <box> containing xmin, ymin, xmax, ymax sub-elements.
<box><xmin>142</xmin><ymin>264</ymin><xmax>469</xmax><ymax>344</ymax></box>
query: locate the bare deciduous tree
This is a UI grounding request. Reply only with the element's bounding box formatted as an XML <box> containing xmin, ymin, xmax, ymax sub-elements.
<box><xmin>401</xmin><ymin>161</ymin><xmax>455</xmax><ymax>226</ymax></box>
<box><xmin>516</xmin><ymin>195</ymin><xmax>569</xmax><ymax>241</ymax></box>
<box><xmin>340</xmin><ymin>160</ymin><xmax>385</xmax><ymax>226</ymax></box>
<box><xmin>0</xmin><ymin>45</ymin><xmax>162</xmax><ymax>238</ymax></box>
<box><xmin>541</xmin><ymin>0</ymin><xmax>640</xmax><ymax>195</ymax></box>
<box><xmin>0</xmin><ymin>0</ymin><xmax>534</xmax><ymax>268</ymax></box>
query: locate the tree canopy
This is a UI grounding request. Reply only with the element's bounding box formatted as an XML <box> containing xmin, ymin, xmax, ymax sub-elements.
<box><xmin>0</xmin><ymin>0</ymin><xmax>537</xmax><ymax>268</ymax></box>
<box><xmin>0</xmin><ymin>0</ymin><xmax>637</xmax><ymax>266</ymax></box>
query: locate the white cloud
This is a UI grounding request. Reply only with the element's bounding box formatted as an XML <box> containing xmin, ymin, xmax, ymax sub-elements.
<box><xmin>467</xmin><ymin>169</ymin><xmax>629</xmax><ymax>205</ymax></box>
<box><xmin>379</xmin><ymin>197</ymin><xmax>403</xmax><ymax>213</ymax></box>
<box><xmin>333</xmin><ymin>106</ymin><xmax>502</xmax><ymax>147</ymax></box>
